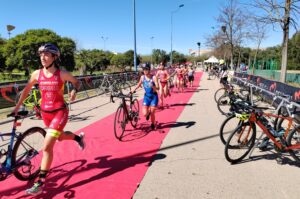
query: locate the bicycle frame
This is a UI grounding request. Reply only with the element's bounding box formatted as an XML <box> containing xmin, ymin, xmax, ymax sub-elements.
<box><xmin>23</xmin><ymin>89</ymin><xmax>40</xmax><ymax>109</ymax></box>
<box><xmin>249</xmin><ymin>112</ymin><xmax>294</xmax><ymax>151</ymax></box>
<box><xmin>1</xmin><ymin>117</ymin><xmax>21</xmax><ymax>172</ymax></box>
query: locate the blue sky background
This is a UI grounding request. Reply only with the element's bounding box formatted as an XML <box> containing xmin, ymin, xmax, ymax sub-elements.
<box><xmin>0</xmin><ymin>0</ymin><xmax>294</xmax><ymax>55</ymax></box>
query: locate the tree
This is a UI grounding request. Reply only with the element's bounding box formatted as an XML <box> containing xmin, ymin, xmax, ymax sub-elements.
<box><xmin>288</xmin><ymin>31</ymin><xmax>300</xmax><ymax>69</ymax></box>
<box><xmin>58</xmin><ymin>37</ymin><xmax>76</xmax><ymax>71</ymax></box>
<box><xmin>3</xmin><ymin>29</ymin><xmax>76</xmax><ymax>72</ymax></box>
<box><xmin>152</xmin><ymin>49</ymin><xmax>169</xmax><ymax>64</ymax></box>
<box><xmin>251</xmin><ymin>0</ymin><xmax>300</xmax><ymax>82</ymax></box>
<box><xmin>75</xmin><ymin>49</ymin><xmax>110</xmax><ymax>75</ymax></box>
<box><xmin>248</xmin><ymin>19</ymin><xmax>268</xmax><ymax>74</ymax></box>
<box><xmin>0</xmin><ymin>37</ymin><xmax>7</xmax><ymax>71</ymax></box>
<box><xmin>171</xmin><ymin>51</ymin><xmax>187</xmax><ymax>64</ymax></box>
<box><xmin>123</xmin><ymin>50</ymin><xmax>141</xmax><ymax>66</ymax></box>
<box><xmin>110</xmin><ymin>54</ymin><xmax>127</xmax><ymax>71</ymax></box>
<box><xmin>217</xmin><ymin>0</ymin><xmax>249</xmax><ymax>68</ymax></box>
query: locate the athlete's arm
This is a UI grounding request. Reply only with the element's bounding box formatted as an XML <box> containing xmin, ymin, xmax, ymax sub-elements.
<box><xmin>131</xmin><ymin>75</ymin><xmax>143</xmax><ymax>93</ymax></box>
<box><xmin>153</xmin><ymin>76</ymin><xmax>159</xmax><ymax>91</ymax></box>
<box><xmin>60</xmin><ymin>70</ymin><xmax>80</xmax><ymax>101</ymax></box>
<box><xmin>165</xmin><ymin>71</ymin><xmax>170</xmax><ymax>81</ymax></box>
<box><xmin>14</xmin><ymin>70</ymin><xmax>39</xmax><ymax>114</ymax></box>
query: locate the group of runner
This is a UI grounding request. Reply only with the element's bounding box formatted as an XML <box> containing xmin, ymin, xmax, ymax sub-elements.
<box><xmin>13</xmin><ymin>43</ymin><xmax>196</xmax><ymax>195</ymax></box>
<box><xmin>131</xmin><ymin>62</ymin><xmax>195</xmax><ymax>131</ymax></box>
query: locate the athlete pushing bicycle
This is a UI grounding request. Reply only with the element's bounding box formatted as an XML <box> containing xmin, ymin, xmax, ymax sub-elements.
<box><xmin>14</xmin><ymin>43</ymin><xmax>86</xmax><ymax>195</ymax></box>
<box><xmin>131</xmin><ymin>63</ymin><xmax>159</xmax><ymax>130</ymax></box>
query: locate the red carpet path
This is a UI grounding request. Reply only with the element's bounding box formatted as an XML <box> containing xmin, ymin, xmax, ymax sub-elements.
<box><xmin>0</xmin><ymin>72</ymin><xmax>203</xmax><ymax>199</ymax></box>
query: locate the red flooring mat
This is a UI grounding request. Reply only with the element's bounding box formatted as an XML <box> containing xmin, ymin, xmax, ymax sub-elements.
<box><xmin>0</xmin><ymin>72</ymin><xmax>203</xmax><ymax>199</ymax></box>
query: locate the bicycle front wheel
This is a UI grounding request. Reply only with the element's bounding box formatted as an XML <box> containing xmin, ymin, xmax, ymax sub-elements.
<box><xmin>224</xmin><ymin>121</ymin><xmax>256</xmax><ymax>164</ymax></box>
<box><xmin>286</xmin><ymin>125</ymin><xmax>300</xmax><ymax>162</ymax></box>
<box><xmin>219</xmin><ymin>114</ymin><xmax>243</xmax><ymax>145</ymax></box>
<box><xmin>12</xmin><ymin>127</ymin><xmax>46</xmax><ymax>181</ymax></box>
<box><xmin>217</xmin><ymin>95</ymin><xmax>231</xmax><ymax>116</ymax></box>
<box><xmin>114</xmin><ymin>105</ymin><xmax>127</xmax><ymax>140</ymax></box>
<box><xmin>130</xmin><ymin>99</ymin><xmax>140</xmax><ymax>128</ymax></box>
<box><xmin>214</xmin><ymin>88</ymin><xmax>226</xmax><ymax>103</ymax></box>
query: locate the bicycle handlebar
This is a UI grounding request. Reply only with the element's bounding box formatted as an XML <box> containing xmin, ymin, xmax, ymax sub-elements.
<box><xmin>110</xmin><ymin>91</ymin><xmax>136</xmax><ymax>103</ymax></box>
<box><xmin>7</xmin><ymin>110</ymin><xmax>29</xmax><ymax>118</ymax></box>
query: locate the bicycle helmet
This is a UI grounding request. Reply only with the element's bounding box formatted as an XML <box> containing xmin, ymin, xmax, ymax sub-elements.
<box><xmin>142</xmin><ymin>62</ymin><xmax>151</xmax><ymax>70</ymax></box>
<box><xmin>38</xmin><ymin>43</ymin><xmax>60</xmax><ymax>57</ymax></box>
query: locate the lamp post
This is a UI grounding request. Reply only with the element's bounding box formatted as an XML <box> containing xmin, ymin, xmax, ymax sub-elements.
<box><xmin>170</xmin><ymin>4</ymin><xmax>184</xmax><ymax>66</ymax></box>
<box><xmin>150</xmin><ymin>36</ymin><xmax>154</xmax><ymax>64</ymax></box>
<box><xmin>133</xmin><ymin>0</ymin><xmax>137</xmax><ymax>71</ymax></box>
<box><xmin>101</xmin><ymin>36</ymin><xmax>108</xmax><ymax>51</ymax></box>
<box><xmin>6</xmin><ymin>25</ymin><xmax>15</xmax><ymax>39</ymax></box>
<box><xmin>197</xmin><ymin>42</ymin><xmax>201</xmax><ymax>57</ymax></box>
<box><xmin>221</xmin><ymin>25</ymin><xmax>233</xmax><ymax>69</ymax></box>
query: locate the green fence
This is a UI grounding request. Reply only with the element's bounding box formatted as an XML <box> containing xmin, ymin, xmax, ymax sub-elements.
<box><xmin>248</xmin><ymin>69</ymin><xmax>300</xmax><ymax>85</ymax></box>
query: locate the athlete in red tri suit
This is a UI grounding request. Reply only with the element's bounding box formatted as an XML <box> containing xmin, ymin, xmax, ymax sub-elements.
<box><xmin>155</xmin><ymin>63</ymin><xmax>171</xmax><ymax>108</ymax></box>
<box><xmin>176</xmin><ymin>65</ymin><xmax>184</xmax><ymax>92</ymax></box>
<box><xmin>14</xmin><ymin>43</ymin><xmax>85</xmax><ymax>195</ymax></box>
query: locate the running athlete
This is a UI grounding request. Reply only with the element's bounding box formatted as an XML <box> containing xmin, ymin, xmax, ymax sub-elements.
<box><xmin>219</xmin><ymin>59</ymin><xmax>228</xmax><ymax>85</ymax></box>
<box><xmin>131</xmin><ymin>63</ymin><xmax>159</xmax><ymax>130</ymax></box>
<box><xmin>155</xmin><ymin>63</ymin><xmax>171</xmax><ymax>108</ymax></box>
<box><xmin>14</xmin><ymin>43</ymin><xmax>85</xmax><ymax>195</ymax></box>
<box><xmin>183</xmin><ymin>65</ymin><xmax>189</xmax><ymax>88</ymax></box>
<box><xmin>176</xmin><ymin>65</ymin><xmax>184</xmax><ymax>92</ymax></box>
<box><xmin>172</xmin><ymin>64</ymin><xmax>179</xmax><ymax>91</ymax></box>
<box><xmin>187</xmin><ymin>65</ymin><xmax>195</xmax><ymax>87</ymax></box>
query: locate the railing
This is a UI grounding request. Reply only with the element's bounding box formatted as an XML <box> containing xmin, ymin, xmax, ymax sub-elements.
<box><xmin>0</xmin><ymin>72</ymin><xmax>140</xmax><ymax>111</ymax></box>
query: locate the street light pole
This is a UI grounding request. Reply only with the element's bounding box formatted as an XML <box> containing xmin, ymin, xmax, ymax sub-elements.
<box><xmin>170</xmin><ymin>4</ymin><xmax>184</xmax><ymax>66</ymax></box>
<box><xmin>150</xmin><ymin>36</ymin><xmax>154</xmax><ymax>64</ymax></box>
<box><xmin>133</xmin><ymin>0</ymin><xmax>137</xmax><ymax>72</ymax></box>
<box><xmin>101</xmin><ymin>36</ymin><xmax>108</xmax><ymax>50</ymax></box>
<box><xmin>6</xmin><ymin>25</ymin><xmax>15</xmax><ymax>39</ymax></box>
<box><xmin>197</xmin><ymin>42</ymin><xmax>201</xmax><ymax>57</ymax></box>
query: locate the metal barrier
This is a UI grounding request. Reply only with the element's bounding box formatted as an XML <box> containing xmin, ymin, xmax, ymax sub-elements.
<box><xmin>0</xmin><ymin>72</ymin><xmax>140</xmax><ymax>111</ymax></box>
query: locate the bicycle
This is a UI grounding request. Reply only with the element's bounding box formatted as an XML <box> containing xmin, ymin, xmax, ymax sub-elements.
<box><xmin>96</xmin><ymin>74</ymin><xmax>131</xmax><ymax>96</ymax></box>
<box><xmin>0</xmin><ymin>111</ymin><xmax>46</xmax><ymax>181</ymax></box>
<box><xmin>208</xmin><ymin>69</ymin><xmax>219</xmax><ymax>80</ymax></box>
<box><xmin>224</xmin><ymin>102</ymin><xmax>300</xmax><ymax>164</ymax></box>
<box><xmin>219</xmin><ymin>81</ymin><xmax>300</xmax><ymax>145</ymax></box>
<box><xmin>15</xmin><ymin>84</ymin><xmax>41</xmax><ymax>118</ymax></box>
<box><xmin>110</xmin><ymin>92</ymin><xmax>140</xmax><ymax>140</ymax></box>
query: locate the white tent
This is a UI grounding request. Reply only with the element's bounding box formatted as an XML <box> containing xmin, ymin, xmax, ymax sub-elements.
<box><xmin>204</xmin><ymin>56</ymin><xmax>219</xmax><ymax>63</ymax></box>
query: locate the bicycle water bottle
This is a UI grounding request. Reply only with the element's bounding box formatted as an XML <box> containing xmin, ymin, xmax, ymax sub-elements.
<box><xmin>273</xmin><ymin>128</ymin><xmax>285</xmax><ymax>137</ymax></box>
<box><xmin>266</xmin><ymin>125</ymin><xmax>277</xmax><ymax>136</ymax></box>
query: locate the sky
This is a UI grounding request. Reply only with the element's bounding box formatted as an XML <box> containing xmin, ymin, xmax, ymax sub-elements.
<box><xmin>0</xmin><ymin>0</ymin><xmax>295</xmax><ymax>55</ymax></box>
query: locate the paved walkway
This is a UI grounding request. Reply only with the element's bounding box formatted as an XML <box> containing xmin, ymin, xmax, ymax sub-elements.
<box><xmin>1</xmin><ymin>70</ymin><xmax>300</xmax><ymax>199</ymax></box>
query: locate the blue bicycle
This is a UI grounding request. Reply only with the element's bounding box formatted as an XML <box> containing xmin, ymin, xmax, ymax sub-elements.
<box><xmin>0</xmin><ymin>111</ymin><xmax>46</xmax><ymax>181</ymax></box>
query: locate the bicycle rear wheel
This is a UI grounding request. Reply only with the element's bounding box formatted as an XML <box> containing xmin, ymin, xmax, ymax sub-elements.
<box><xmin>130</xmin><ymin>99</ymin><xmax>140</xmax><ymax>128</ymax></box>
<box><xmin>224</xmin><ymin>121</ymin><xmax>256</xmax><ymax>164</ymax></box>
<box><xmin>12</xmin><ymin>127</ymin><xmax>46</xmax><ymax>181</ymax></box>
<box><xmin>286</xmin><ymin>125</ymin><xmax>300</xmax><ymax>162</ymax></box>
<box><xmin>114</xmin><ymin>105</ymin><xmax>127</xmax><ymax>140</ymax></box>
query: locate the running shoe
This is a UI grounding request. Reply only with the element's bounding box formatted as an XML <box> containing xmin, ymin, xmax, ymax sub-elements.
<box><xmin>26</xmin><ymin>182</ymin><xmax>43</xmax><ymax>195</ymax></box>
<box><xmin>151</xmin><ymin>123</ymin><xmax>156</xmax><ymax>130</ymax></box>
<box><xmin>78</xmin><ymin>132</ymin><xmax>86</xmax><ymax>150</ymax></box>
<box><xmin>258</xmin><ymin>137</ymin><xmax>270</xmax><ymax>151</ymax></box>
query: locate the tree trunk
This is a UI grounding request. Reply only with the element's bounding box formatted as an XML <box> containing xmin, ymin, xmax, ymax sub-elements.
<box><xmin>280</xmin><ymin>0</ymin><xmax>291</xmax><ymax>83</ymax></box>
